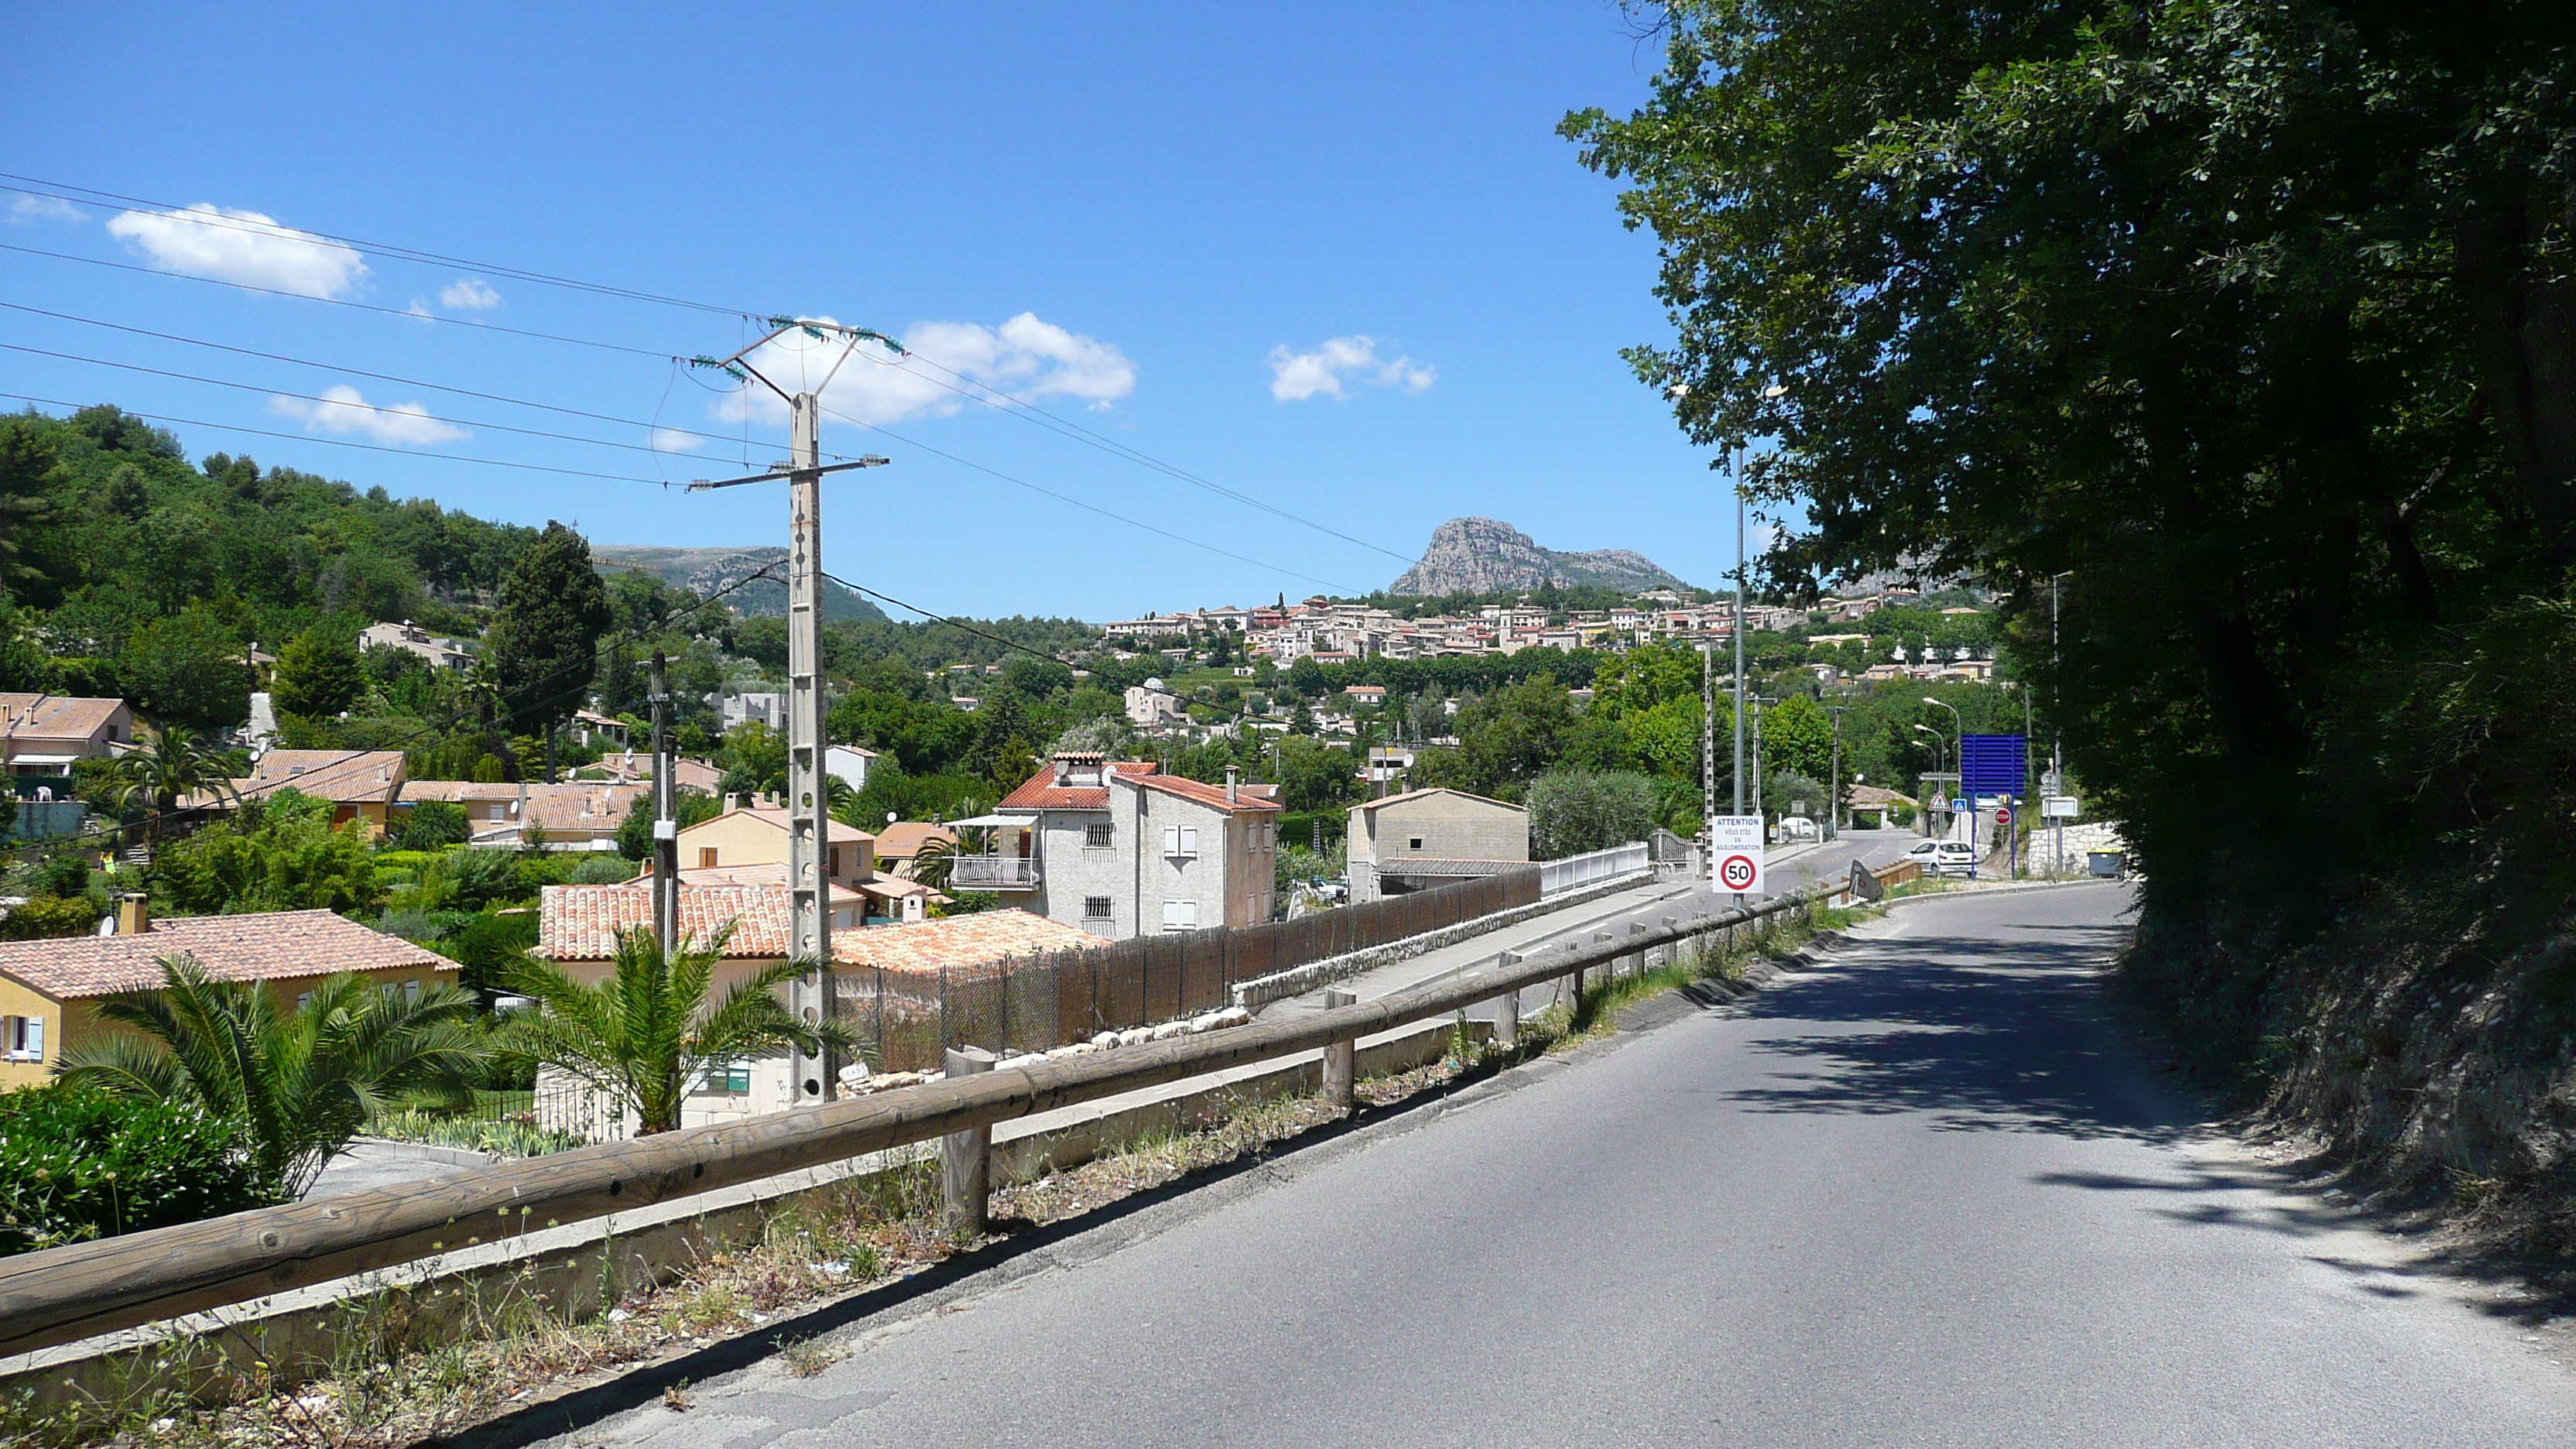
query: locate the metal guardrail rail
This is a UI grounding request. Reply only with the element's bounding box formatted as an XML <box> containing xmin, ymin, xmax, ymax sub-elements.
<box><xmin>0</xmin><ymin>875</ymin><xmax>1882</xmax><ymax>1358</ymax></box>
<box><xmin>1539</xmin><ymin>841</ymin><xmax>1650</xmax><ymax>896</ymax></box>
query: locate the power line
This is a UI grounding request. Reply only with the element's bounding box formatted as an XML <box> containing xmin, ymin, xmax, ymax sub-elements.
<box><xmin>0</xmin><ymin>242</ymin><xmax>680</xmax><ymax>360</ymax></box>
<box><xmin>30</xmin><ymin>566</ymin><xmax>780</xmax><ymax>857</ymax></box>
<box><xmin>817</xmin><ymin>401</ymin><xmax>1355</xmax><ymax>592</ymax></box>
<box><xmin>854</xmin><ymin>346</ymin><xmax>1416</xmax><ymax>564</ymax></box>
<box><xmin>0</xmin><ymin>174</ymin><xmax>752</xmax><ymax>319</ymax></box>
<box><xmin>0</xmin><ymin>344</ymin><xmax>724</xmax><ymax>463</ymax></box>
<box><xmin>0</xmin><ymin>300</ymin><xmax>848</xmax><ymax>459</ymax></box>
<box><xmin>0</xmin><ymin>392</ymin><xmax>673</xmax><ymax>486</ymax></box>
<box><xmin>821</xmin><ymin>570</ymin><xmax>1256</xmax><ymax>724</ymax></box>
<box><xmin>7</xmin><ymin>173</ymin><xmax>1410</xmax><ymax>563</ymax></box>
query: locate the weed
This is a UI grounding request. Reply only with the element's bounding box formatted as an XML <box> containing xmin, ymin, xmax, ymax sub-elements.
<box><xmin>776</xmin><ymin>1334</ymin><xmax>838</xmax><ymax>1379</ymax></box>
<box><xmin>662</xmin><ymin>1382</ymin><xmax>692</xmax><ymax>1412</ymax></box>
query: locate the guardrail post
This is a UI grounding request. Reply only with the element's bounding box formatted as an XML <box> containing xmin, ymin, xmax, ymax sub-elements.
<box><xmin>941</xmin><ymin>1046</ymin><xmax>996</xmax><ymax>1234</ymax></box>
<box><xmin>1493</xmin><ymin>952</ymin><xmax>1520</xmax><ymax>1046</ymax></box>
<box><xmin>1629</xmin><ymin>922</ymin><xmax>1650</xmax><ymax>976</ymax></box>
<box><xmin>1658</xmin><ymin>915</ymin><xmax>1679</xmax><ymax>970</ymax></box>
<box><xmin>1322</xmin><ymin>988</ymin><xmax>1357</xmax><ymax>1112</ymax></box>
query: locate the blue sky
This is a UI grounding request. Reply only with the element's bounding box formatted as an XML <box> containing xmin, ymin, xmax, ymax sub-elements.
<box><xmin>2</xmin><ymin>2</ymin><xmax>1742</xmax><ymax>622</ymax></box>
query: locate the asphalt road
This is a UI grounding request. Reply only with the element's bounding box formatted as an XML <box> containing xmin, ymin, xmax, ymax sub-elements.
<box><xmin>540</xmin><ymin>883</ymin><xmax>2576</xmax><ymax>1447</ymax></box>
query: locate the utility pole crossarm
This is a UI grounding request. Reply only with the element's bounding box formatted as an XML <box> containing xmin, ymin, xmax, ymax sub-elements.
<box><xmin>687</xmin><ymin>457</ymin><xmax>888</xmax><ymax>491</ymax></box>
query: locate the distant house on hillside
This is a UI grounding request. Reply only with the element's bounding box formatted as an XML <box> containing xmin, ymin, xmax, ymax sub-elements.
<box><xmin>359</xmin><ymin>621</ymin><xmax>474</xmax><ymax>672</ymax></box>
<box><xmin>188</xmin><ymin>749</ymin><xmax>407</xmax><ymax>833</ymax></box>
<box><xmin>0</xmin><ymin>694</ymin><xmax>131</xmax><ymax>786</ymax></box>
<box><xmin>1346</xmin><ymin>788</ymin><xmax>1529</xmax><ymax>903</ymax></box>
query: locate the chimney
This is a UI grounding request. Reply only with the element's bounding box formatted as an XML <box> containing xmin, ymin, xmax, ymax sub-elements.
<box><xmin>115</xmin><ymin>892</ymin><xmax>149</xmax><ymax>937</ymax></box>
<box><xmin>1225</xmin><ymin>766</ymin><xmax>1239</xmax><ymax>805</ymax></box>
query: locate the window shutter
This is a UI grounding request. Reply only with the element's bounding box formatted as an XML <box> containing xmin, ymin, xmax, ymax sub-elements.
<box><xmin>1180</xmin><ymin>826</ymin><xmax>1199</xmax><ymax>855</ymax></box>
<box><xmin>1161</xmin><ymin>899</ymin><xmax>1179</xmax><ymax>927</ymax></box>
<box><xmin>1163</xmin><ymin>825</ymin><xmax>1180</xmax><ymax>855</ymax></box>
<box><xmin>23</xmin><ymin>1018</ymin><xmax>38</xmax><ymax>1060</ymax></box>
<box><xmin>1180</xmin><ymin>899</ymin><xmax>1198</xmax><ymax>927</ymax></box>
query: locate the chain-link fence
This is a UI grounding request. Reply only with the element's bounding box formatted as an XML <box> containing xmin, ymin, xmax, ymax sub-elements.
<box><xmin>839</xmin><ymin>866</ymin><xmax>1540</xmax><ymax>1072</ymax></box>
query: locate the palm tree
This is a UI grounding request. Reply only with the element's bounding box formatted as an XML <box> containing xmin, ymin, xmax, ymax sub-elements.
<box><xmin>497</xmin><ymin>923</ymin><xmax>855</xmax><ymax>1136</ymax></box>
<box><xmin>910</xmin><ymin>834</ymin><xmax>957</xmax><ymax>892</ymax></box>
<box><xmin>112</xmin><ymin>723</ymin><xmax>240</xmax><ymax>838</ymax></box>
<box><xmin>59</xmin><ymin>955</ymin><xmax>487</xmax><ymax>1201</ymax></box>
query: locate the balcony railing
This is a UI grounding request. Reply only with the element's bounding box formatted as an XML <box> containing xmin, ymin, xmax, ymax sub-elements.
<box><xmin>949</xmin><ymin>855</ymin><xmax>1040</xmax><ymax>889</ymax></box>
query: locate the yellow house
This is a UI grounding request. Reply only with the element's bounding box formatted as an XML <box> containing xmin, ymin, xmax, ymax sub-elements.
<box><xmin>674</xmin><ymin>806</ymin><xmax>875</xmax><ymax>894</ymax></box>
<box><xmin>0</xmin><ymin>899</ymin><xmax>459</xmax><ymax>1091</ymax></box>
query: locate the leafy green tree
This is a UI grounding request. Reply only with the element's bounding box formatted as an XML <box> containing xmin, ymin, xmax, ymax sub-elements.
<box><xmin>616</xmin><ymin>786</ymin><xmax>721</xmax><ymax>860</ymax></box>
<box><xmin>272</xmin><ymin>622</ymin><xmax>365</xmax><ymax>718</ymax></box>
<box><xmin>0</xmin><ymin>417</ymin><xmax>63</xmax><ymax>595</ymax></box>
<box><xmin>393</xmin><ymin>798</ymin><xmax>471</xmax><ymax>850</ymax></box>
<box><xmin>498</xmin><ymin>924</ymin><xmax>854</xmax><ymax>1136</ymax></box>
<box><xmin>1273</xmin><ymin>735</ymin><xmax>1357</xmax><ymax>812</ymax></box>
<box><xmin>717</xmin><ymin>721</ymin><xmax>789</xmax><ymax>799</ymax></box>
<box><xmin>150</xmin><ymin>788</ymin><xmax>384</xmax><ymax>916</ymax></box>
<box><xmin>0</xmin><ymin>1082</ymin><xmax>263</xmax><ymax>1253</ymax></box>
<box><xmin>120</xmin><ymin>605</ymin><xmax>252</xmax><ymax>730</ymax></box>
<box><xmin>1526</xmin><ymin>769</ymin><xmax>1658</xmax><ymax>859</ymax></box>
<box><xmin>1760</xmin><ymin>694</ymin><xmax>1834</xmax><ymax>784</ymax></box>
<box><xmin>59</xmin><ymin>955</ymin><xmax>485</xmax><ymax>1201</ymax></box>
<box><xmin>483</xmin><ymin>521</ymin><xmax>611</xmax><ymax>738</ymax></box>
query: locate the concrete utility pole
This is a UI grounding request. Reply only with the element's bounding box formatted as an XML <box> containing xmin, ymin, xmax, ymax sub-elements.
<box><xmin>688</xmin><ymin>321</ymin><xmax>892</xmax><ymax>1103</ymax></box>
<box><xmin>1701</xmin><ymin>639</ymin><xmax>1717</xmax><ymax>882</ymax></box>
<box><xmin>1732</xmin><ymin>446</ymin><xmax>1747</xmax><ymax>817</ymax></box>
<box><xmin>1828</xmin><ymin>704</ymin><xmax>1848</xmax><ymax>838</ymax></box>
<box><xmin>649</xmin><ymin>650</ymin><xmax>678</xmax><ymax>953</ymax></box>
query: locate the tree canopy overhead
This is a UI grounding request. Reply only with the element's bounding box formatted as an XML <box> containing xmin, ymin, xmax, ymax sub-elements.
<box><xmin>1565</xmin><ymin>2</ymin><xmax>2576</xmax><ymax>1030</ymax></box>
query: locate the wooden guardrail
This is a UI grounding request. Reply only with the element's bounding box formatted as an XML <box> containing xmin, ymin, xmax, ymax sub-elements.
<box><xmin>0</xmin><ymin>886</ymin><xmax>1834</xmax><ymax>1358</ymax></box>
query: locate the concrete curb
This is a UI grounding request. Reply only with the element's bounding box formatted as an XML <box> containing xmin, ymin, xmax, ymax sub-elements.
<box><xmin>1231</xmin><ymin>870</ymin><xmax>1657</xmax><ymax>1011</ymax></box>
<box><xmin>1881</xmin><ymin>877</ymin><xmax>2116</xmax><ymax>910</ymax></box>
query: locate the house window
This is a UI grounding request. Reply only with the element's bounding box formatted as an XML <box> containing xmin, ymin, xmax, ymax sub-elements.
<box><xmin>1163</xmin><ymin>825</ymin><xmax>1199</xmax><ymax>858</ymax></box>
<box><xmin>1409</xmin><ymin>837</ymin><xmax>1425</xmax><ymax>851</ymax></box>
<box><xmin>707</xmin><ymin>1062</ymin><xmax>751</xmax><ymax>1094</ymax></box>
<box><xmin>4</xmin><ymin>1015</ymin><xmax>40</xmax><ymax>1063</ymax></box>
<box><xmin>1161</xmin><ymin>899</ymin><xmax>1198</xmax><ymax>930</ymax></box>
<box><xmin>829</xmin><ymin>847</ymin><xmax>841</xmax><ymax>876</ymax></box>
<box><xmin>1084</xmin><ymin>896</ymin><xmax>1114</xmax><ymax>920</ymax></box>
<box><xmin>699</xmin><ymin>847</ymin><xmax>719</xmax><ymax>868</ymax></box>
<box><xmin>1084</xmin><ymin>824</ymin><xmax>1114</xmax><ymax>848</ymax></box>
<box><xmin>403</xmin><ymin>980</ymin><xmax>422</xmax><ymax>1006</ymax></box>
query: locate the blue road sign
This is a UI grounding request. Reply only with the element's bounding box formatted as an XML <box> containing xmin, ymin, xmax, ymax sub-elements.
<box><xmin>1960</xmin><ymin>734</ymin><xmax>2026</xmax><ymax>796</ymax></box>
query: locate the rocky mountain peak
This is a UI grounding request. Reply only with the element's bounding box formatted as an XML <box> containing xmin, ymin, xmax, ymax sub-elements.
<box><xmin>1388</xmin><ymin>517</ymin><xmax>1685</xmax><ymax>596</ymax></box>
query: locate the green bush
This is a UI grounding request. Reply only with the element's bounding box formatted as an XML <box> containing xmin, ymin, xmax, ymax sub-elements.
<box><xmin>0</xmin><ymin>1082</ymin><xmax>266</xmax><ymax>1254</ymax></box>
<box><xmin>392</xmin><ymin>798</ymin><xmax>471</xmax><ymax>850</ymax></box>
<box><xmin>447</xmin><ymin>847</ymin><xmax>528</xmax><ymax>909</ymax></box>
<box><xmin>568</xmin><ymin>853</ymin><xmax>636</xmax><ymax>884</ymax></box>
<box><xmin>0</xmin><ymin>896</ymin><xmax>99</xmax><ymax>941</ymax></box>
<box><xmin>1526</xmin><ymin>769</ymin><xmax>1658</xmax><ymax>859</ymax></box>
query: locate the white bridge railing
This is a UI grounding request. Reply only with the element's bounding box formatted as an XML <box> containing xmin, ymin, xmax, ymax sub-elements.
<box><xmin>1539</xmin><ymin>841</ymin><xmax>1650</xmax><ymax>896</ymax></box>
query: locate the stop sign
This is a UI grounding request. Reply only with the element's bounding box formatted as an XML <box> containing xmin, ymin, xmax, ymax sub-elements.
<box><xmin>1994</xmin><ymin>807</ymin><xmax>2012</xmax><ymax>826</ymax></box>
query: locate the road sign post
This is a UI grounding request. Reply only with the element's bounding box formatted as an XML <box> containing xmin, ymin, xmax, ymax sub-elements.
<box><xmin>1995</xmin><ymin>805</ymin><xmax>2015</xmax><ymax>879</ymax></box>
<box><xmin>1710</xmin><ymin>814</ymin><xmax>1764</xmax><ymax>900</ymax></box>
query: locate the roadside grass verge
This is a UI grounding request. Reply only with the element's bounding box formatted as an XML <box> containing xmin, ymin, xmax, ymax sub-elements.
<box><xmin>1</xmin><ymin>900</ymin><xmax>1851</xmax><ymax>1449</ymax></box>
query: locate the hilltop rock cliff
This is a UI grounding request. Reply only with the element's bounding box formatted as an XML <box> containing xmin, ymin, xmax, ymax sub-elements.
<box><xmin>1388</xmin><ymin>517</ymin><xmax>1686</xmax><ymax>596</ymax></box>
<box><xmin>591</xmin><ymin>545</ymin><xmax>886</xmax><ymax>622</ymax></box>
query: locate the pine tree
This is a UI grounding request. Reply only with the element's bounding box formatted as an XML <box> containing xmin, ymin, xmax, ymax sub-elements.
<box><xmin>271</xmin><ymin>623</ymin><xmax>364</xmax><ymax>718</ymax></box>
<box><xmin>483</xmin><ymin>521</ymin><xmax>611</xmax><ymax>738</ymax></box>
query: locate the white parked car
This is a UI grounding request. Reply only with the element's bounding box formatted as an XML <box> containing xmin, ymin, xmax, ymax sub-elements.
<box><xmin>1901</xmin><ymin>839</ymin><xmax>1978</xmax><ymax>879</ymax></box>
<box><xmin>1773</xmin><ymin>817</ymin><xmax>1821</xmax><ymax>844</ymax></box>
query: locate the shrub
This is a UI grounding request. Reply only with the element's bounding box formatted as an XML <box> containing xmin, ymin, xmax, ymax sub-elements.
<box><xmin>393</xmin><ymin>799</ymin><xmax>471</xmax><ymax>850</ymax></box>
<box><xmin>447</xmin><ymin>846</ymin><xmax>529</xmax><ymax>909</ymax></box>
<box><xmin>568</xmin><ymin>853</ymin><xmax>636</xmax><ymax>884</ymax></box>
<box><xmin>1526</xmin><ymin>769</ymin><xmax>1658</xmax><ymax>859</ymax></box>
<box><xmin>0</xmin><ymin>1082</ymin><xmax>266</xmax><ymax>1253</ymax></box>
<box><xmin>0</xmin><ymin>896</ymin><xmax>100</xmax><ymax>941</ymax></box>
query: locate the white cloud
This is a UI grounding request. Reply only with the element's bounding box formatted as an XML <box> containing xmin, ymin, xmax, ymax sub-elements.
<box><xmin>649</xmin><ymin>427</ymin><xmax>703</xmax><ymax>453</ymax></box>
<box><xmin>269</xmin><ymin>386</ymin><xmax>465</xmax><ymax>446</ymax></box>
<box><xmin>713</xmin><ymin>312</ymin><xmax>1137</xmax><ymax>428</ymax></box>
<box><xmin>439</xmin><ymin>277</ymin><xmax>501</xmax><ymax>310</ymax></box>
<box><xmin>1266</xmin><ymin>335</ymin><xmax>1436</xmax><ymax>402</ymax></box>
<box><xmin>107</xmin><ymin>203</ymin><xmax>368</xmax><ymax>299</ymax></box>
<box><xmin>7</xmin><ymin>195</ymin><xmax>87</xmax><ymax>225</ymax></box>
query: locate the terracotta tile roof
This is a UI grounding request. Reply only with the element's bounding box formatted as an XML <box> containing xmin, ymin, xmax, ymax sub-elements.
<box><xmin>536</xmin><ymin>883</ymin><xmax>796</xmax><ymax>961</ymax></box>
<box><xmin>833</xmin><ymin>909</ymin><xmax>1109</xmax><ymax>975</ymax></box>
<box><xmin>239</xmin><ymin>749</ymin><xmax>408</xmax><ymax>804</ymax></box>
<box><xmin>0</xmin><ymin>909</ymin><xmax>454</xmax><ymax>1002</ymax></box>
<box><xmin>1125</xmin><ymin>772</ymin><xmax>1282</xmax><ymax>814</ymax></box>
<box><xmin>0</xmin><ymin>694</ymin><xmax>128</xmax><ymax>748</ymax></box>
<box><xmin>535</xmin><ymin>886</ymin><xmax>1083</xmax><ymax>965</ymax></box>
<box><xmin>997</xmin><ymin>759</ymin><xmax>1158</xmax><ymax>811</ymax></box>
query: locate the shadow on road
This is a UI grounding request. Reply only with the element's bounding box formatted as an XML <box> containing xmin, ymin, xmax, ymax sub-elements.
<box><xmin>1717</xmin><ymin>912</ymin><xmax>2193</xmax><ymax>1143</ymax></box>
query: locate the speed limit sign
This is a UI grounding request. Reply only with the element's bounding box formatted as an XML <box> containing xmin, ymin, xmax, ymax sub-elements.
<box><xmin>1718</xmin><ymin>853</ymin><xmax>1761</xmax><ymax>892</ymax></box>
